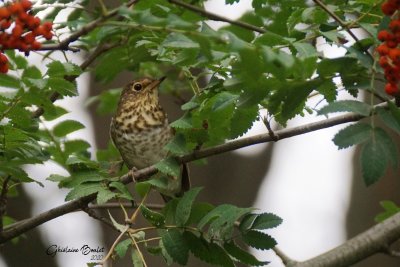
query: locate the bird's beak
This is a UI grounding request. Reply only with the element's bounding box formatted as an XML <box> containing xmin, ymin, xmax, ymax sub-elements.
<box><xmin>149</xmin><ymin>76</ymin><xmax>166</xmax><ymax>90</ymax></box>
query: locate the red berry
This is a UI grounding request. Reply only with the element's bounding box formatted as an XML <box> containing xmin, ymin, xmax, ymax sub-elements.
<box><xmin>20</xmin><ymin>0</ymin><xmax>33</xmax><ymax>11</ymax></box>
<box><xmin>43</xmin><ymin>32</ymin><xmax>53</xmax><ymax>40</ymax></box>
<box><xmin>9</xmin><ymin>3</ymin><xmax>24</xmax><ymax>14</ymax></box>
<box><xmin>42</xmin><ymin>21</ymin><xmax>53</xmax><ymax>31</ymax></box>
<box><xmin>380</xmin><ymin>56</ymin><xmax>391</xmax><ymax>68</ymax></box>
<box><xmin>0</xmin><ymin>19</ymin><xmax>11</xmax><ymax>30</ymax></box>
<box><xmin>31</xmin><ymin>41</ymin><xmax>41</xmax><ymax>50</ymax></box>
<box><xmin>0</xmin><ymin>62</ymin><xmax>9</xmax><ymax>73</ymax></box>
<box><xmin>390</xmin><ymin>20</ymin><xmax>400</xmax><ymax>32</ymax></box>
<box><xmin>387</xmin><ymin>39</ymin><xmax>398</xmax><ymax>48</ymax></box>
<box><xmin>385</xmin><ymin>83</ymin><xmax>399</xmax><ymax>95</ymax></box>
<box><xmin>0</xmin><ymin>7</ymin><xmax>10</xmax><ymax>19</ymax></box>
<box><xmin>378</xmin><ymin>30</ymin><xmax>391</xmax><ymax>41</ymax></box>
<box><xmin>0</xmin><ymin>53</ymin><xmax>7</xmax><ymax>64</ymax></box>
<box><xmin>12</xmin><ymin>24</ymin><xmax>23</xmax><ymax>37</ymax></box>
<box><xmin>23</xmin><ymin>32</ymin><xmax>35</xmax><ymax>44</ymax></box>
<box><xmin>377</xmin><ymin>44</ymin><xmax>391</xmax><ymax>55</ymax></box>
<box><xmin>33</xmin><ymin>25</ymin><xmax>45</xmax><ymax>36</ymax></box>
<box><xmin>382</xmin><ymin>2</ymin><xmax>397</xmax><ymax>16</ymax></box>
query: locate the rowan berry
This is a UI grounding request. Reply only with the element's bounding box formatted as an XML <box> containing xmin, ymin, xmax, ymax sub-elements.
<box><xmin>31</xmin><ymin>41</ymin><xmax>41</xmax><ymax>50</ymax></box>
<box><xmin>382</xmin><ymin>2</ymin><xmax>397</xmax><ymax>16</ymax></box>
<box><xmin>9</xmin><ymin>3</ymin><xmax>24</xmax><ymax>14</ymax></box>
<box><xmin>20</xmin><ymin>0</ymin><xmax>32</xmax><ymax>11</ymax></box>
<box><xmin>0</xmin><ymin>63</ymin><xmax>9</xmax><ymax>73</ymax></box>
<box><xmin>385</xmin><ymin>83</ymin><xmax>399</xmax><ymax>95</ymax></box>
<box><xmin>379</xmin><ymin>56</ymin><xmax>391</xmax><ymax>68</ymax></box>
<box><xmin>0</xmin><ymin>7</ymin><xmax>10</xmax><ymax>19</ymax></box>
<box><xmin>377</xmin><ymin>44</ymin><xmax>391</xmax><ymax>55</ymax></box>
<box><xmin>390</xmin><ymin>20</ymin><xmax>400</xmax><ymax>32</ymax></box>
<box><xmin>0</xmin><ymin>20</ymin><xmax>11</xmax><ymax>30</ymax></box>
<box><xmin>0</xmin><ymin>53</ymin><xmax>8</xmax><ymax>64</ymax></box>
<box><xmin>378</xmin><ymin>30</ymin><xmax>393</xmax><ymax>41</ymax></box>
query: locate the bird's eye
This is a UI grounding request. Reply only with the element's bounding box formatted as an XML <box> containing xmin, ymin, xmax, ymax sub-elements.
<box><xmin>133</xmin><ymin>83</ymin><xmax>142</xmax><ymax>91</ymax></box>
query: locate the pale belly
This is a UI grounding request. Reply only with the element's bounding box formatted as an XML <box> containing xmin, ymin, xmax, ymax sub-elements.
<box><xmin>112</xmin><ymin>125</ymin><xmax>172</xmax><ymax>169</ymax></box>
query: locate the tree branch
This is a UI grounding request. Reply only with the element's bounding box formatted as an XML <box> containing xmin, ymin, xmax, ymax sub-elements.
<box><xmin>39</xmin><ymin>0</ymin><xmax>138</xmax><ymax>52</ymax></box>
<box><xmin>0</xmin><ymin>105</ymin><xmax>379</xmax><ymax>243</ymax></box>
<box><xmin>168</xmin><ymin>0</ymin><xmax>266</xmax><ymax>34</ymax></box>
<box><xmin>289</xmin><ymin>212</ymin><xmax>400</xmax><ymax>267</ymax></box>
<box><xmin>0</xmin><ymin>176</ymin><xmax>11</xmax><ymax>232</ymax></box>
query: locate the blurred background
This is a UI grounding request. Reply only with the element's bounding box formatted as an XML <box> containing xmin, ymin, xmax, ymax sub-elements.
<box><xmin>1</xmin><ymin>1</ymin><xmax>400</xmax><ymax>266</ymax></box>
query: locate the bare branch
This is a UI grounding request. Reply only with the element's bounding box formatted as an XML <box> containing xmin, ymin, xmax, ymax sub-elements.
<box><xmin>168</xmin><ymin>0</ymin><xmax>266</xmax><ymax>34</ymax></box>
<box><xmin>1</xmin><ymin>103</ymin><xmax>380</xmax><ymax>243</ymax></box>
<box><xmin>81</xmin><ymin>205</ymin><xmax>116</xmax><ymax>230</ymax></box>
<box><xmin>289</xmin><ymin>212</ymin><xmax>400</xmax><ymax>267</ymax></box>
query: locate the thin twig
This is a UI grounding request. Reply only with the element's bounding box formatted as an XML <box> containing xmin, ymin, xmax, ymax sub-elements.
<box><xmin>40</xmin><ymin>0</ymin><xmax>138</xmax><ymax>52</ymax></box>
<box><xmin>273</xmin><ymin>247</ymin><xmax>297</xmax><ymax>266</ymax></box>
<box><xmin>168</xmin><ymin>0</ymin><xmax>266</xmax><ymax>34</ymax></box>
<box><xmin>262</xmin><ymin>116</ymin><xmax>278</xmax><ymax>142</ymax></box>
<box><xmin>89</xmin><ymin>202</ymin><xmax>164</xmax><ymax>210</ymax></box>
<box><xmin>0</xmin><ymin>102</ymin><xmax>388</xmax><ymax>243</ymax></box>
<box><xmin>81</xmin><ymin>205</ymin><xmax>116</xmax><ymax>230</ymax></box>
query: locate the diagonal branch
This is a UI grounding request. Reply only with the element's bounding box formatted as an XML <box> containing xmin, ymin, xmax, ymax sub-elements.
<box><xmin>289</xmin><ymin>212</ymin><xmax>400</xmax><ymax>267</ymax></box>
<box><xmin>168</xmin><ymin>0</ymin><xmax>266</xmax><ymax>34</ymax></box>
<box><xmin>0</xmin><ymin>105</ymin><xmax>380</xmax><ymax>243</ymax></box>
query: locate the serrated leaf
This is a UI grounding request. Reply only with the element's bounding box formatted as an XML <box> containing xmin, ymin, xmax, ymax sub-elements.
<box><xmin>176</xmin><ymin>187</ymin><xmax>202</xmax><ymax>226</ymax></box>
<box><xmin>164</xmin><ymin>134</ymin><xmax>190</xmax><ymax>156</ymax></box>
<box><xmin>108</xmin><ymin>210</ymin><xmax>128</xmax><ymax>232</ymax></box>
<box><xmin>154</xmin><ymin>157</ymin><xmax>180</xmax><ymax>177</ymax></box>
<box><xmin>333</xmin><ymin>123</ymin><xmax>372</xmax><ymax>149</ymax></box>
<box><xmin>252</xmin><ymin>213</ymin><xmax>282</xmax><ymax>230</ymax></box>
<box><xmin>318</xmin><ymin>100</ymin><xmax>371</xmax><ymax>116</ymax></box>
<box><xmin>224</xmin><ymin>241</ymin><xmax>269</xmax><ymax>266</ymax></box>
<box><xmin>360</xmin><ymin>135</ymin><xmax>387</xmax><ymax>186</ymax></box>
<box><xmin>53</xmin><ymin>120</ymin><xmax>85</xmax><ymax>137</ymax></box>
<box><xmin>230</xmin><ymin>105</ymin><xmax>258</xmax><ymax>138</ymax></box>
<box><xmin>161</xmin><ymin>229</ymin><xmax>189</xmax><ymax>265</ymax></box>
<box><xmin>199</xmin><ymin>204</ymin><xmax>254</xmax><ymax>240</ymax></box>
<box><xmin>377</xmin><ymin>107</ymin><xmax>400</xmax><ymax>134</ymax></box>
<box><xmin>163</xmin><ymin>33</ymin><xmax>200</xmax><ymax>48</ymax></box>
<box><xmin>96</xmin><ymin>188</ymin><xmax>117</xmax><ymax>204</ymax></box>
<box><xmin>239</xmin><ymin>213</ymin><xmax>258</xmax><ymax>232</ymax></box>
<box><xmin>65</xmin><ymin>182</ymin><xmax>103</xmax><ymax>201</ymax></box>
<box><xmin>131</xmin><ymin>249</ymin><xmax>144</xmax><ymax>267</ymax></box>
<box><xmin>243</xmin><ymin>230</ymin><xmax>277</xmax><ymax>250</ymax></box>
<box><xmin>184</xmin><ymin>231</ymin><xmax>234</xmax><ymax>267</ymax></box>
<box><xmin>64</xmin><ymin>139</ymin><xmax>91</xmax><ymax>154</ymax></box>
<box><xmin>48</xmin><ymin>77</ymin><xmax>77</xmax><ymax>96</ymax></box>
<box><xmin>170</xmin><ymin>113</ymin><xmax>193</xmax><ymax>129</ymax></box>
<box><xmin>0</xmin><ymin>74</ymin><xmax>21</xmax><ymax>88</ymax></box>
<box><xmin>110</xmin><ymin>181</ymin><xmax>134</xmax><ymax>200</ymax></box>
<box><xmin>115</xmin><ymin>239</ymin><xmax>131</xmax><ymax>258</ymax></box>
<box><xmin>140</xmin><ymin>205</ymin><xmax>165</xmax><ymax>227</ymax></box>
<box><xmin>47</xmin><ymin>61</ymin><xmax>82</xmax><ymax>77</ymax></box>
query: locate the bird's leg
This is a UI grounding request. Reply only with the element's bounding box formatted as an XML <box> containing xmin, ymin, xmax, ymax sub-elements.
<box><xmin>128</xmin><ymin>167</ymin><xmax>138</xmax><ymax>183</ymax></box>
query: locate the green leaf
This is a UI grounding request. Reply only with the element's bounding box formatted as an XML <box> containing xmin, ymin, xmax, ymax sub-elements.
<box><xmin>332</xmin><ymin>123</ymin><xmax>372</xmax><ymax>149</ymax></box>
<box><xmin>164</xmin><ymin>134</ymin><xmax>191</xmax><ymax>156</ymax></box>
<box><xmin>47</xmin><ymin>61</ymin><xmax>82</xmax><ymax>77</ymax></box>
<box><xmin>64</xmin><ymin>139</ymin><xmax>91</xmax><ymax>155</ymax></box>
<box><xmin>359</xmin><ymin>127</ymin><xmax>396</xmax><ymax>186</ymax></box>
<box><xmin>318</xmin><ymin>100</ymin><xmax>371</xmax><ymax>116</ymax></box>
<box><xmin>47</xmin><ymin>77</ymin><xmax>77</xmax><ymax>96</ymax></box>
<box><xmin>377</xmin><ymin>107</ymin><xmax>400</xmax><ymax>134</ymax></box>
<box><xmin>96</xmin><ymin>188</ymin><xmax>117</xmax><ymax>204</ymax></box>
<box><xmin>293</xmin><ymin>42</ymin><xmax>318</xmax><ymax>58</ymax></box>
<box><xmin>154</xmin><ymin>157</ymin><xmax>180</xmax><ymax>177</ymax></box>
<box><xmin>131</xmin><ymin>249</ymin><xmax>144</xmax><ymax>267</ymax></box>
<box><xmin>0</xmin><ymin>74</ymin><xmax>21</xmax><ymax>88</ymax></box>
<box><xmin>170</xmin><ymin>113</ymin><xmax>193</xmax><ymax>129</ymax></box>
<box><xmin>375</xmin><ymin>200</ymin><xmax>400</xmax><ymax>222</ymax></box>
<box><xmin>175</xmin><ymin>187</ymin><xmax>202</xmax><ymax>226</ymax></box>
<box><xmin>224</xmin><ymin>241</ymin><xmax>269</xmax><ymax>266</ymax></box>
<box><xmin>243</xmin><ymin>230</ymin><xmax>277</xmax><ymax>250</ymax></box>
<box><xmin>161</xmin><ymin>229</ymin><xmax>189</xmax><ymax>265</ymax></box>
<box><xmin>115</xmin><ymin>239</ymin><xmax>131</xmax><ymax>258</ymax></box>
<box><xmin>184</xmin><ymin>231</ymin><xmax>234</xmax><ymax>267</ymax></box>
<box><xmin>65</xmin><ymin>182</ymin><xmax>103</xmax><ymax>201</ymax></box>
<box><xmin>110</xmin><ymin>181</ymin><xmax>134</xmax><ymax>200</ymax></box>
<box><xmin>108</xmin><ymin>210</ymin><xmax>127</xmax><ymax>232</ymax></box>
<box><xmin>53</xmin><ymin>120</ymin><xmax>85</xmax><ymax>137</ymax></box>
<box><xmin>230</xmin><ymin>105</ymin><xmax>259</xmax><ymax>138</ymax></box>
<box><xmin>199</xmin><ymin>204</ymin><xmax>254</xmax><ymax>240</ymax></box>
<box><xmin>239</xmin><ymin>213</ymin><xmax>258</xmax><ymax>232</ymax></box>
<box><xmin>251</xmin><ymin>213</ymin><xmax>282</xmax><ymax>230</ymax></box>
<box><xmin>163</xmin><ymin>33</ymin><xmax>200</xmax><ymax>48</ymax></box>
<box><xmin>140</xmin><ymin>205</ymin><xmax>165</xmax><ymax>227</ymax></box>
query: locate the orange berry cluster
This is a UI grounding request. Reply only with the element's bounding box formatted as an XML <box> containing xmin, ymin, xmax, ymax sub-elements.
<box><xmin>0</xmin><ymin>0</ymin><xmax>53</xmax><ymax>73</ymax></box>
<box><xmin>378</xmin><ymin>0</ymin><xmax>400</xmax><ymax>96</ymax></box>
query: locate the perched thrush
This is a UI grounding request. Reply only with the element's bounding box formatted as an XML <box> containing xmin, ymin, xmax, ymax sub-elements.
<box><xmin>110</xmin><ymin>77</ymin><xmax>189</xmax><ymax>199</ymax></box>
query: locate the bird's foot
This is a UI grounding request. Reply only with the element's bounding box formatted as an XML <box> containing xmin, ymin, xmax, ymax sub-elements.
<box><xmin>128</xmin><ymin>167</ymin><xmax>138</xmax><ymax>183</ymax></box>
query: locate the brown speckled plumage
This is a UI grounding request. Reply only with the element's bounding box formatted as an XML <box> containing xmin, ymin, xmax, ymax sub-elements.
<box><xmin>110</xmin><ymin>77</ymin><xmax>173</xmax><ymax>170</ymax></box>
